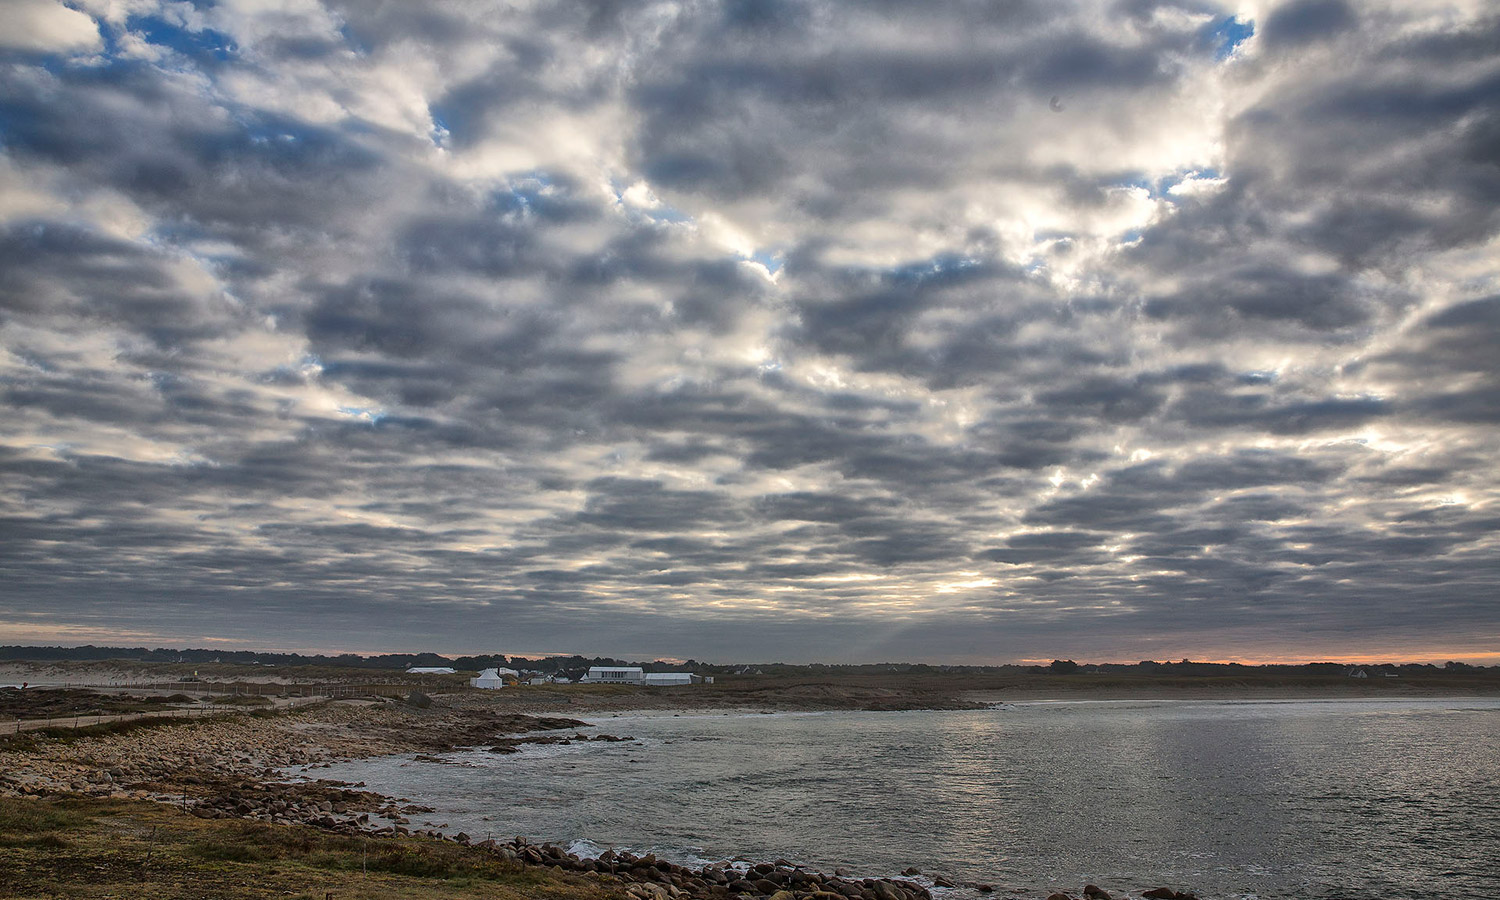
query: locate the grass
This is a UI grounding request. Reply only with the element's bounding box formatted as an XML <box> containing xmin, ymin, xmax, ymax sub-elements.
<box><xmin>0</xmin><ymin>795</ymin><xmax>623</xmax><ymax>900</ymax></box>
<box><xmin>0</xmin><ymin>688</ymin><xmax>175</xmax><ymax>720</ymax></box>
<box><xmin>213</xmin><ymin>694</ymin><xmax>274</xmax><ymax>706</ymax></box>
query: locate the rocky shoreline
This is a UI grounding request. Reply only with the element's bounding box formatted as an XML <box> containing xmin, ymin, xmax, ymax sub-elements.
<box><xmin>0</xmin><ymin>696</ymin><xmax>1207</xmax><ymax>900</ymax></box>
<box><xmin>0</xmin><ymin>699</ymin><xmax>955</xmax><ymax>900</ymax></box>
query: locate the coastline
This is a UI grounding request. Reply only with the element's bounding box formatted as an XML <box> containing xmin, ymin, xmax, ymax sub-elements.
<box><xmin>0</xmin><ymin>698</ymin><xmax>954</xmax><ymax>900</ymax></box>
<box><xmin>6</xmin><ymin>674</ymin><xmax>1500</xmax><ymax>900</ymax></box>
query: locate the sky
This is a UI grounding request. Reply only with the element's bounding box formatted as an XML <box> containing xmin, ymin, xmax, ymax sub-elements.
<box><xmin>1</xmin><ymin>0</ymin><xmax>1497</xmax><ymax>665</ymax></box>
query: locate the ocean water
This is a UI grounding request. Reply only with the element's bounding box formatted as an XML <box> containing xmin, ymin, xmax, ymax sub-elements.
<box><xmin>312</xmin><ymin>698</ymin><xmax>1500</xmax><ymax>899</ymax></box>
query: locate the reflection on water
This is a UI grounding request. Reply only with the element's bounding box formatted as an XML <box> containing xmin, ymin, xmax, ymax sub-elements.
<box><xmin>315</xmin><ymin>698</ymin><xmax>1500</xmax><ymax>899</ymax></box>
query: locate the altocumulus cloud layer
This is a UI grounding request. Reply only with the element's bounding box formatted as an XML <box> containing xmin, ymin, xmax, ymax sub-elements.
<box><xmin>1</xmin><ymin>0</ymin><xmax>1497</xmax><ymax>662</ymax></box>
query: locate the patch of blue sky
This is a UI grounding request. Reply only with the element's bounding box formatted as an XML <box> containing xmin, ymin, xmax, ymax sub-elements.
<box><xmin>870</xmin><ymin>253</ymin><xmax>985</xmax><ymax>288</ymax></box>
<box><xmin>1206</xmin><ymin>16</ymin><xmax>1254</xmax><ymax>61</ymax></box>
<box><xmin>206</xmin><ymin>110</ymin><xmax>383</xmax><ymax>173</ymax></box>
<box><xmin>509</xmin><ymin>169</ymin><xmax>558</xmax><ymax>189</ymax></box>
<box><xmin>1158</xmin><ymin>167</ymin><xmax>1224</xmax><ymax>195</ymax></box>
<box><xmin>6</xmin><ymin>48</ymin><xmax>93</xmax><ymax>78</ymax></box>
<box><xmin>1107</xmin><ymin>174</ymin><xmax>1154</xmax><ymax>195</ymax></box>
<box><xmin>140</xmin><ymin>221</ymin><xmax>237</xmax><ymax>261</ymax></box>
<box><xmin>125</xmin><ymin>14</ymin><xmax>238</xmax><ymax>65</ymax></box>
<box><xmin>427</xmin><ymin>104</ymin><xmax>463</xmax><ymax>147</ymax></box>
<box><xmin>642</xmin><ymin>205</ymin><xmax>692</xmax><ymax>225</ymax></box>
<box><xmin>336</xmin><ymin>23</ymin><xmax>372</xmax><ymax>57</ymax></box>
<box><xmin>338</xmin><ymin>405</ymin><xmax>385</xmax><ymax>424</ymax></box>
<box><xmin>1105</xmin><ymin>168</ymin><xmax>1224</xmax><ymax>200</ymax></box>
<box><xmin>143</xmin><ymin>219</ymin><xmax>213</xmax><ymax>245</ymax></box>
<box><xmin>748</xmin><ymin>248</ymin><xmax>785</xmax><ymax>276</ymax></box>
<box><xmin>429</xmin><ymin>111</ymin><xmax>452</xmax><ymax>149</ymax></box>
<box><xmin>489</xmin><ymin>173</ymin><xmax>563</xmax><ymax>216</ymax></box>
<box><xmin>604</xmin><ymin>178</ymin><xmax>693</xmax><ymax>226</ymax></box>
<box><xmin>231</xmin><ymin>115</ymin><xmax>313</xmax><ymax>149</ymax></box>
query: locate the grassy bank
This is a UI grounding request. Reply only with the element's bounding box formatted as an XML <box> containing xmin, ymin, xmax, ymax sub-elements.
<box><xmin>0</xmin><ymin>795</ymin><xmax>620</xmax><ymax>900</ymax></box>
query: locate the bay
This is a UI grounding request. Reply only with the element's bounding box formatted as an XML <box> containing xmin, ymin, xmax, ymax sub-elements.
<box><xmin>313</xmin><ymin>697</ymin><xmax>1500</xmax><ymax>899</ymax></box>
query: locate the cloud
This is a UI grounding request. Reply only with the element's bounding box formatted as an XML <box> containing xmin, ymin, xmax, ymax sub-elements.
<box><xmin>0</xmin><ymin>1</ymin><xmax>103</xmax><ymax>55</ymax></box>
<box><xmin>0</xmin><ymin>0</ymin><xmax>1497</xmax><ymax>663</ymax></box>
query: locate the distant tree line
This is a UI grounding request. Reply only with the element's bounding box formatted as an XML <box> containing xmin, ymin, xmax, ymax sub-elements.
<box><xmin>0</xmin><ymin>645</ymin><xmax>1489</xmax><ymax>675</ymax></box>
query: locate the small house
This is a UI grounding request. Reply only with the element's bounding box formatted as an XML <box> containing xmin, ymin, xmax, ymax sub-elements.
<box><xmin>470</xmin><ymin>668</ymin><xmax>509</xmax><ymax>689</ymax></box>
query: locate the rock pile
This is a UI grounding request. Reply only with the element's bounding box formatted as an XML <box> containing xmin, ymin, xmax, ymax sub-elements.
<box><xmin>1044</xmin><ymin>887</ymin><xmax>1194</xmax><ymax>900</ymax></box>
<box><xmin>488</xmin><ymin>731</ymin><xmax>635</xmax><ymax>753</ymax></box>
<box><xmin>465</xmin><ymin>840</ymin><xmax>934</xmax><ymax>900</ymax></box>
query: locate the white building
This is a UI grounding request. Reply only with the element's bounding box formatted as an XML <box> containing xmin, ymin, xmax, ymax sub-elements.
<box><xmin>643</xmin><ymin>673</ymin><xmax>693</xmax><ymax>686</ymax></box>
<box><xmin>470</xmin><ymin>667</ymin><xmax>520</xmax><ymax>689</ymax></box>
<box><xmin>581</xmin><ymin>666</ymin><xmax>645</xmax><ymax>684</ymax></box>
<box><xmin>407</xmin><ymin>667</ymin><xmax>456</xmax><ymax>675</ymax></box>
<box><xmin>579</xmin><ymin>668</ymin><xmax>711</xmax><ymax>686</ymax></box>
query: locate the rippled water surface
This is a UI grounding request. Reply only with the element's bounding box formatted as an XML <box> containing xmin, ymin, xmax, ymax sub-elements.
<box><xmin>316</xmin><ymin>698</ymin><xmax>1500</xmax><ymax>899</ymax></box>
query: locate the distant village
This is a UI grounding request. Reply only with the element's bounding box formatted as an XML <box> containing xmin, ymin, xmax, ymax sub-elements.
<box><xmin>402</xmin><ymin>664</ymin><xmax>716</xmax><ymax>689</ymax></box>
<box><xmin>4</xmin><ymin>645</ymin><xmax>1493</xmax><ymax>681</ymax></box>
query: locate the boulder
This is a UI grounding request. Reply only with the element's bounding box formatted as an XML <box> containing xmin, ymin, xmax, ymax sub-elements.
<box><xmin>1083</xmin><ymin>886</ymin><xmax>1111</xmax><ymax>900</ymax></box>
<box><xmin>873</xmin><ymin>881</ymin><xmax>905</xmax><ymax>900</ymax></box>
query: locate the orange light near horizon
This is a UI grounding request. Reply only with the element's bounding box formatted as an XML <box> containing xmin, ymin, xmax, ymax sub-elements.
<box><xmin>1016</xmin><ymin>649</ymin><xmax>1500</xmax><ymax>666</ymax></box>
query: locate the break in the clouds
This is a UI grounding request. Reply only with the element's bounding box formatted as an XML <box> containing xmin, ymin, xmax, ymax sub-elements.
<box><xmin>1</xmin><ymin>0</ymin><xmax>1497</xmax><ymax>663</ymax></box>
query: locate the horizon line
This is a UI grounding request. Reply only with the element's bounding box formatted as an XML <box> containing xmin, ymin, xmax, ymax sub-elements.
<box><xmin>3</xmin><ymin>641</ymin><xmax>1497</xmax><ymax>668</ymax></box>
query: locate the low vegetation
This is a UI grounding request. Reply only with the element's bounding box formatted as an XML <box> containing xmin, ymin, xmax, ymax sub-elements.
<box><xmin>0</xmin><ymin>688</ymin><xmax>180</xmax><ymax>721</ymax></box>
<box><xmin>0</xmin><ymin>795</ymin><xmax>621</xmax><ymax>900</ymax></box>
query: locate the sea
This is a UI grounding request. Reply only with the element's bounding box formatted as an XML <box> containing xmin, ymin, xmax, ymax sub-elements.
<box><xmin>310</xmin><ymin>697</ymin><xmax>1500</xmax><ymax>900</ymax></box>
